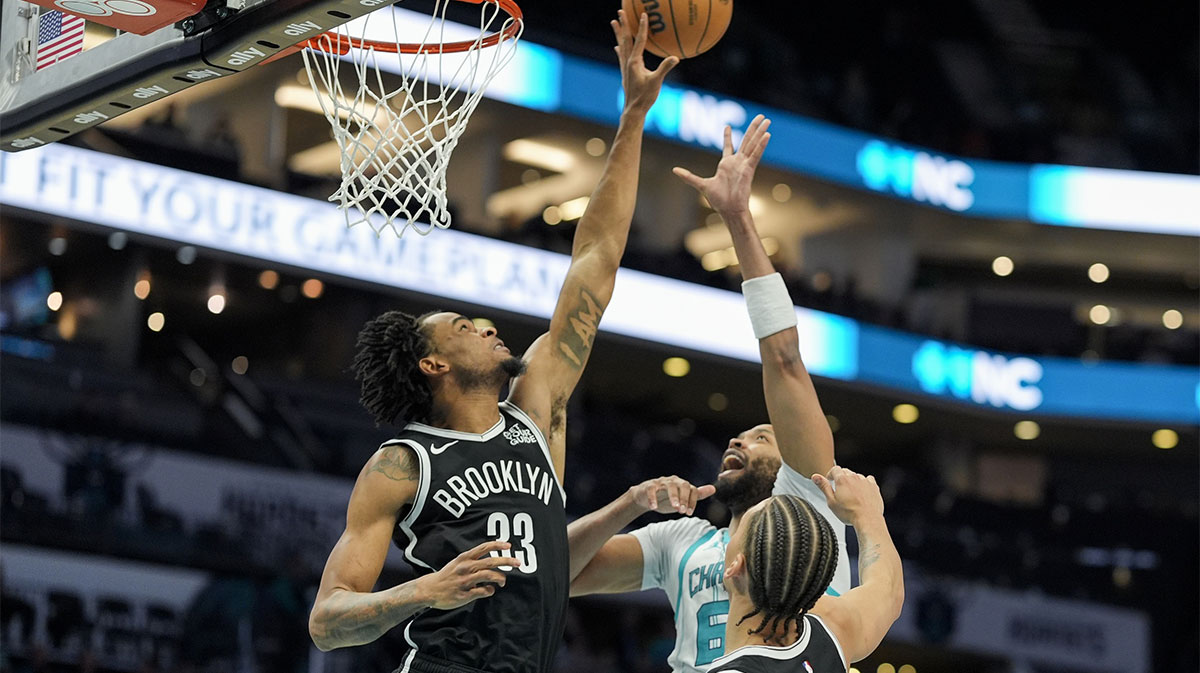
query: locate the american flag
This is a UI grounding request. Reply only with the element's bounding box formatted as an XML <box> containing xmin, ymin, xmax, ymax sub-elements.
<box><xmin>36</xmin><ymin>10</ymin><xmax>85</xmax><ymax>71</ymax></box>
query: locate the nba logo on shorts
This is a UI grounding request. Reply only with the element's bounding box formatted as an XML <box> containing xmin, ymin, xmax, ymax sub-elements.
<box><xmin>802</xmin><ymin>662</ymin><xmax>813</xmax><ymax>673</ymax></box>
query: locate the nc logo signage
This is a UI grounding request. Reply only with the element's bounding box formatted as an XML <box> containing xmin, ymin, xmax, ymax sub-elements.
<box><xmin>913</xmin><ymin>340</ymin><xmax>1043</xmax><ymax>411</ymax></box>
<box><xmin>856</xmin><ymin>140</ymin><xmax>976</xmax><ymax>212</ymax></box>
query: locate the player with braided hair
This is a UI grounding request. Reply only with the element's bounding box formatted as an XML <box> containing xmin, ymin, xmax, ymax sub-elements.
<box><xmin>309</xmin><ymin>12</ymin><xmax>680</xmax><ymax>673</ymax></box>
<box><xmin>711</xmin><ymin>471</ymin><xmax>903</xmax><ymax>672</ymax></box>
<box><xmin>567</xmin><ymin>116</ymin><xmax>859</xmax><ymax>672</ymax></box>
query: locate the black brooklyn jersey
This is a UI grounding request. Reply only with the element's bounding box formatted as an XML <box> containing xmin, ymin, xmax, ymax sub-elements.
<box><xmin>707</xmin><ymin>615</ymin><xmax>847</xmax><ymax>673</ymax></box>
<box><xmin>386</xmin><ymin>401</ymin><xmax>568</xmax><ymax>673</ymax></box>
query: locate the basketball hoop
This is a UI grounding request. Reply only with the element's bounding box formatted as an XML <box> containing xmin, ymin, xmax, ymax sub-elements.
<box><xmin>302</xmin><ymin>0</ymin><xmax>523</xmax><ymax>236</ymax></box>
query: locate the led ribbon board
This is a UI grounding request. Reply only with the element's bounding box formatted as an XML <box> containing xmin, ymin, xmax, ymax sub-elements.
<box><xmin>3</xmin><ymin>144</ymin><xmax>1197</xmax><ymax>423</ymax></box>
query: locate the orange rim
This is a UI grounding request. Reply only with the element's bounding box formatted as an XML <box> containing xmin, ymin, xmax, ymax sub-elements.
<box><xmin>305</xmin><ymin>0</ymin><xmax>522</xmax><ymax>55</ymax></box>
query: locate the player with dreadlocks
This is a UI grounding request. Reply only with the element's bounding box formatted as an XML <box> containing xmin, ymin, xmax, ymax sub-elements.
<box><xmin>308</xmin><ymin>12</ymin><xmax>679</xmax><ymax>673</ymax></box>
<box><xmin>710</xmin><ymin>471</ymin><xmax>903</xmax><ymax>672</ymax></box>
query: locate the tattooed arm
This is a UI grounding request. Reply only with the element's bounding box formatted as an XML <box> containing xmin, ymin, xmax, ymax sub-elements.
<box><xmin>309</xmin><ymin>445</ymin><xmax>521</xmax><ymax>651</ymax></box>
<box><xmin>809</xmin><ymin>467</ymin><xmax>904</xmax><ymax>663</ymax></box>
<box><xmin>509</xmin><ymin>11</ymin><xmax>676</xmax><ymax>478</ymax></box>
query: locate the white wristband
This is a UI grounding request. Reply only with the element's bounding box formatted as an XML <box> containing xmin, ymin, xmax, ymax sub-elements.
<box><xmin>742</xmin><ymin>273</ymin><xmax>797</xmax><ymax>339</ymax></box>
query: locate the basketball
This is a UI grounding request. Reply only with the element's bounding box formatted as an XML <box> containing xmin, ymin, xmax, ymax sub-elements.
<box><xmin>622</xmin><ymin>0</ymin><xmax>733</xmax><ymax>59</ymax></box>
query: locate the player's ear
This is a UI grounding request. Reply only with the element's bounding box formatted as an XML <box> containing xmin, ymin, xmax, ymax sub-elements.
<box><xmin>724</xmin><ymin>552</ymin><xmax>749</xmax><ymax>592</ymax></box>
<box><xmin>419</xmin><ymin>354</ymin><xmax>450</xmax><ymax>378</ymax></box>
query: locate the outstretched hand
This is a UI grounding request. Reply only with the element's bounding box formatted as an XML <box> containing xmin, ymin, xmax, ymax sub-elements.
<box><xmin>673</xmin><ymin>114</ymin><xmax>772</xmax><ymax>216</ymax></box>
<box><xmin>612</xmin><ymin>10</ymin><xmax>679</xmax><ymax>113</ymax></box>
<box><xmin>630</xmin><ymin>475</ymin><xmax>716</xmax><ymax>516</ymax></box>
<box><xmin>811</xmin><ymin>465</ymin><xmax>885</xmax><ymax>527</ymax></box>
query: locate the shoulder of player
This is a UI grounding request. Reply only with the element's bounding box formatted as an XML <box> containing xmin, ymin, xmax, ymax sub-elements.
<box><xmin>356</xmin><ymin>443</ymin><xmax>421</xmax><ymax>501</ymax></box>
<box><xmin>807</xmin><ymin>596</ymin><xmax>855</xmax><ymax>651</ymax></box>
<box><xmin>636</xmin><ymin>516</ymin><xmax>718</xmax><ymax>546</ymax></box>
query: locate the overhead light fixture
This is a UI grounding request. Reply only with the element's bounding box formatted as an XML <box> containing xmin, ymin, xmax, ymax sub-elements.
<box><xmin>992</xmin><ymin>256</ymin><xmax>1013</xmax><ymax>277</ymax></box>
<box><xmin>134</xmin><ymin>271</ymin><xmax>151</xmax><ymax>300</ymax></box>
<box><xmin>772</xmin><ymin>183</ymin><xmax>792</xmax><ymax>202</ymax></box>
<box><xmin>663</xmin><ymin>357</ymin><xmax>690</xmax><ymax>377</ymax></box>
<box><xmin>258</xmin><ymin>270</ymin><xmax>279</xmax><ymax>290</ymax></box>
<box><xmin>147</xmin><ymin>312</ymin><xmax>165</xmax><ymax>332</ymax></box>
<box><xmin>232</xmin><ymin>356</ymin><xmax>249</xmax><ymax>375</ymax></box>
<box><xmin>892</xmin><ymin>404</ymin><xmax>918</xmax><ymax>424</ymax></box>
<box><xmin>1088</xmin><ymin>263</ymin><xmax>1109</xmax><ymax>283</ymax></box>
<box><xmin>1014</xmin><ymin>420</ymin><xmax>1040</xmax><ymax>440</ymax></box>
<box><xmin>207</xmin><ymin>292</ymin><xmax>226</xmax><ymax>314</ymax></box>
<box><xmin>707</xmin><ymin>392</ymin><xmax>728</xmax><ymax>411</ymax></box>
<box><xmin>585</xmin><ymin>137</ymin><xmax>606</xmax><ymax>157</ymax></box>
<box><xmin>503</xmin><ymin>139</ymin><xmax>576</xmax><ymax>173</ymax></box>
<box><xmin>108</xmin><ymin>231</ymin><xmax>128</xmax><ymax>250</ymax></box>
<box><xmin>1089</xmin><ymin>304</ymin><xmax>1111</xmax><ymax>325</ymax></box>
<box><xmin>558</xmin><ymin>195</ymin><xmax>590</xmax><ymax>221</ymax></box>
<box><xmin>48</xmin><ymin>237</ymin><xmax>67</xmax><ymax>256</ymax></box>
<box><xmin>1162</xmin><ymin>309</ymin><xmax>1183</xmax><ymax>330</ymax></box>
<box><xmin>543</xmin><ymin>206</ymin><xmax>562</xmax><ymax>225</ymax></box>
<box><xmin>1151</xmin><ymin>429</ymin><xmax>1178</xmax><ymax>449</ymax></box>
<box><xmin>302</xmin><ymin>278</ymin><xmax>324</xmax><ymax>299</ymax></box>
<box><xmin>46</xmin><ymin>291</ymin><xmax>63</xmax><ymax>311</ymax></box>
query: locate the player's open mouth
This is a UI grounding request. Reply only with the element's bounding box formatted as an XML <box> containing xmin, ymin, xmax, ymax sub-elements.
<box><xmin>719</xmin><ymin>449</ymin><xmax>746</xmax><ymax>478</ymax></box>
<box><xmin>494</xmin><ymin>342</ymin><xmax>508</xmax><ymax>352</ymax></box>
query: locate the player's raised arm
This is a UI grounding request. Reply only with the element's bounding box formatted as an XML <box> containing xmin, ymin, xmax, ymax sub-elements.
<box><xmin>509</xmin><ymin>11</ymin><xmax>677</xmax><ymax>471</ymax></box>
<box><xmin>809</xmin><ymin>468</ymin><xmax>904</xmax><ymax>662</ymax></box>
<box><xmin>672</xmin><ymin>117</ymin><xmax>834</xmax><ymax>478</ymax></box>
<box><xmin>568</xmin><ymin>475</ymin><xmax>715</xmax><ymax>594</ymax></box>
<box><xmin>309</xmin><ymin>445</ymin><xmax>520</xmax><ymax>651</ymax></box>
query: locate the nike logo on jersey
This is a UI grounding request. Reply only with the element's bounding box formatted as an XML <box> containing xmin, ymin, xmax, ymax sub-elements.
<box><xmin>430</xmin><ymin>440</ymin><xmax>459</xmax><ymax>455</ymax></box>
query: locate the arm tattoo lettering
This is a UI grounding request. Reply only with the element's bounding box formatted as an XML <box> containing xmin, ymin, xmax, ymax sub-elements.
<box><xmin>368</xmin><ymin>446</ymin><xmax>418</xmax><ymax>482</ymax></box>
<box><xmin>859</xmin><ymin>543</ymin><xmax>882</xmax><ymax>573</ymax></box>
<box><xmin>557</xmin><ymin>287</ymin><xmax>604</xmax><ymax>370</ymax></box>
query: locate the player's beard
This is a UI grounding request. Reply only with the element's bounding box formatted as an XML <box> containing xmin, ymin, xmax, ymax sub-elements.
<box><xmin>714</xmin><ymin>455</ymin><xmax>781</xmax><ymax>515</ymax></box>
<box><xmin>453</xmin><ymin>356</ymin><xmax>527</xmax><ymax>390</ymax></box>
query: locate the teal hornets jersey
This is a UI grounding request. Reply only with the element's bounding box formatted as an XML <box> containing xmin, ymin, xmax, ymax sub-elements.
<box><xmin>629</xmin><ymin>464</ymin><xmax>850</xmax><ymax>673</ymax></box>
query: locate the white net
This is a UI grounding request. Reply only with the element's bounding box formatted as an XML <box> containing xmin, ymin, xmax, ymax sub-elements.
<box><xmin>302</xmin><ymin>1</ymin><xmax>523</xmax><ymax>236</ymax></box>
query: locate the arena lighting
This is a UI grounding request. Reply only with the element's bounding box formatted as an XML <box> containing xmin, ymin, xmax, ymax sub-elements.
<box><xmin>558</xmin><ymin>196</ymin><xmax>590</xmax><ymax>221</ymax></box>
<box><xmin>892</xmin><ymin>404</ymin><xmax>919</xmax><ymax>424</ymax></box>
<box><xmin>1088</xmin><ymin>262</ymin><xmax>1110</xmax><ymax>283</ymax></box>
<box><xmin>231</xmin><ymin>356</ymin><xmax>249</xmax><ymax>375</ymax></box>
<box><xmin>1089</xmin><ymin>304</ymin><xmax>1112</xmax><ymax>325</ymax></box>
<box><xmin>1162</xmin><ymin>309</ymin><xmax>1183</xmax><ymax>330</ymax></box>
<box><xmin>48</xmin><ymin>236</ymin><xmax>66</xmax><ymax>256</ymax></box>
<box><xmin>877</xmin><ymin>664</ymin><xmax>896</xmax><ymax>673</ymax></box>
<box><xmin>585</xmin><ymin>137</ymin><xmax>606</xmax><ymax>156</ymax></box>
<box><xmin>13</xmin><ymin>144</ymin><xmax>1200</xmax><ymax>424</ymax></box>
<box><xmin>107</xmin><ymin>231</ymin><xmax>127</xmax><ymax>250</ymax></box>
<box><xmin>258</xmin><ymin>270</ymin><xmax>280</xmax><ymax>290</ymax></box>
<box><xmin>503</xmin><ymin>139</ymin><xmax>575</xmax><ymax>173</ymax></box>
<box><xmin>207</xmin><ymin>292</ymin><xmax>226</xmax><ymax>314</ymax></box>
<box><xmin>707</xmin><ymin>392</ymin><xmax>728</xmax><ymax>411</ymax></box>
<box><xmin>46</xmin><ymin>291</ymin><xmax>62</xmax><ymax>311</ymax></box>
<box><xmin>147</xmin><ymin>312</ymin><xmax>165</xmax><ymax>332</ymax></box>
<box><xmin>1151</xmin><ymin>429</ymin><xmax>1178</xmax><ymax>449</ymax></box>
<box><xmin>520</xmin><ymin>169</ymin><xmax>541</xmax><ymax>185</ymax></box>
<box><xmin>302</xmin><ymin>279</ymin><xmax>324</xmax><ymax>299</ymax></box>
<box><xmin>542</xmin><ymin>206</ymin><xmax>562</xmax><ymax>225</ymax></box>
<box><xmin>898</xmin><ymin>666</ymin><xmax>917</xmax><ymax>673</ymax></box>
<box><xmin>1014</xmin><ymin>420</ymin><xmax>1040</xmax><ymax>440</ymax></box>
<box><xmin>133</xmin><ymin>274</ymin><xmax>151</xmax><ymax>300</ymax></box>
<box><xmin>663</xmin><ymin>357</ymin><xmax>691</xmax><ymax>377</ymax></box>
<box><xmin>176</xmin><ymin>246</ymin><xmax>197</xmax><ymax>265</ymax></box>
<box><xmin>991</xmin><ymin>256</ymin><xmax>1014</xmax><ymax>277</ymax></box>
<box><xmin>189</xmin><ymin>368</ymin><xmax>206</xmax><ymax>387</ymax></box>
<box><xmin>772</xmin><ymin>183</ymin><xmax>792</xmax><ymax>202</ymax></box>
